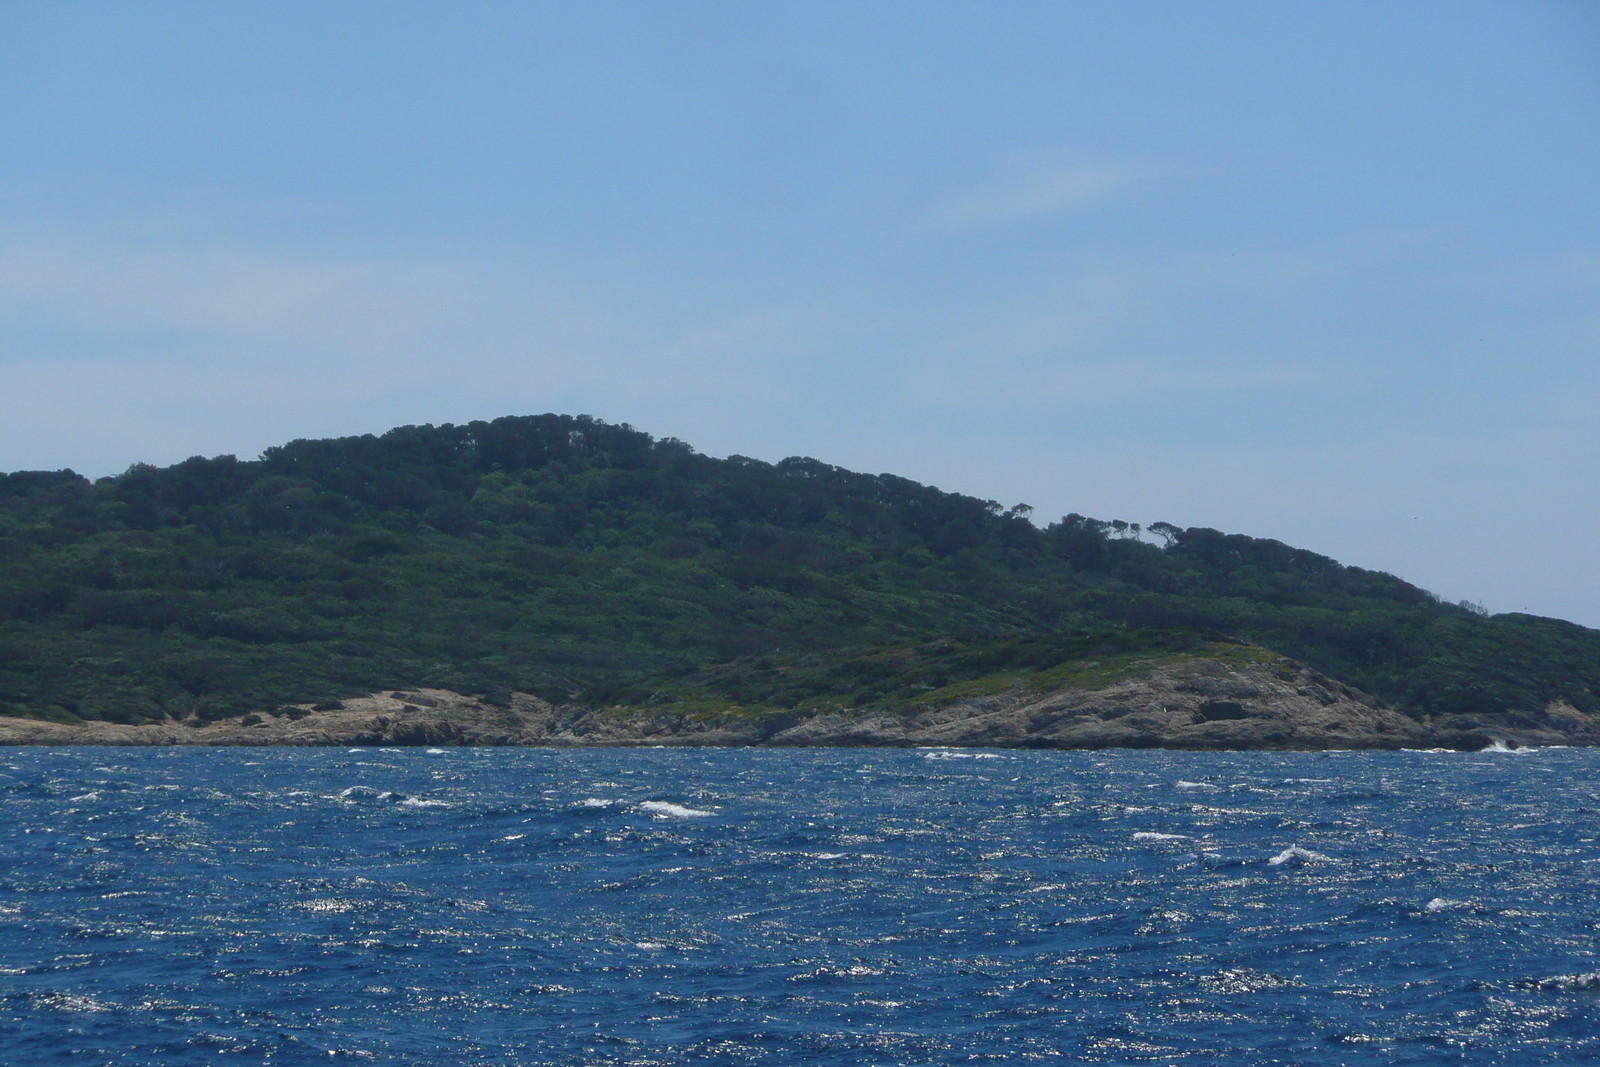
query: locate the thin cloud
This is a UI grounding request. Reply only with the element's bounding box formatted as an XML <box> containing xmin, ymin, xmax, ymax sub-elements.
<box><xmin>0</xmin><ymin>233</ymin><xmax>867</xmax><ymax>471</ymax></box>
<box><xmin>0</xmin><ymin>239</ymin><xmax>502</xmax><ymax>350</ymax></box>
<box><xmin>927</xmin><ymin>165</ymin><xmax>1129</xmax><ymax>230</ymax></box>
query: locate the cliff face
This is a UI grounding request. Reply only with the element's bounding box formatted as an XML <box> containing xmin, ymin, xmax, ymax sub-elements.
<box><xmin>5</xmin><ymin>654</ymin><xmax>1595</xmax><ymax>750</ymax></box>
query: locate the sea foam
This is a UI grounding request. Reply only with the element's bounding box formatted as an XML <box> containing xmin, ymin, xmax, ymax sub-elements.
<box><xmin>1268</xmin><ymin>845</ymin><xmax>1335</xmax><ymax>865</ymax></box>
<box><xmin>638</xmin><ymin>801</ymin><xmax>713</xmax><ymax>818</ymax></box>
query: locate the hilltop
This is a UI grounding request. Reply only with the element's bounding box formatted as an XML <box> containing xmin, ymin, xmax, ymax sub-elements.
<box><xmin>1</xmin><ymin>414</ymin><xmax>1595</xmax><ymax>746</ymax></box>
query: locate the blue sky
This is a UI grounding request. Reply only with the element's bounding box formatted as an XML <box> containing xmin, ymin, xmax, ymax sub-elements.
<box><xmin>1</xmin><ymin>1</ymin><xmax>1597</xmax><ymax>624</ymax></box>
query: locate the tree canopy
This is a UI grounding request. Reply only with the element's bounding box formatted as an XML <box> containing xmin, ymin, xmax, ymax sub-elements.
<box><xmin>1</xmin><ymin>414</ymin><xmax>1594</xmax><ymax>725</ymax></box>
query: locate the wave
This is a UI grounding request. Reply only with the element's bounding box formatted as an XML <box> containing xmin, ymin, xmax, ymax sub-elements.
<box><xmin>1268</xmin><ymin>845</ymin><xmax>1335</xmax><ymax>866</ymax></box>
<box><xmin>28</xmin><ymin>992</ymin><xmax>114</xmax><ymax>1013</ymax></box>
<box><xmin>332</xmin><ymin>786</ymin><xmax>446</xmax><ymax>808</ymax></box>
<box><xmin>638</xmin><ymin>800</ymin><xmax>713</xmax><ymax>818</ymax></box>
<box><xmin>1132</xmin><ymin>831</ymin><xmax>1190</xmax><ymax>842</ymax></box>
<box><xmin>1199</xmin><ymin>851</ymin><xmax>1252</xmax><ymax>867</ymax></box>
<box><xmin>791</xmin><ymin>965</ymin><xmax>885</xmax><ymax>981</ymax></box>
<box><xmin>1481</xmin><ymin>739</ymin><xmax>1537</xmax><ymax>754</ymax></box>
<box><xmin>300</xmin><ymin>899</ymin><xmax>358</xmax><ymax>914</ymax></box>
<box><xmin>1530</xmin><ymin>971</ymin><xmax>1600</xmax><ymax>992</ymax></box>
<box><xmin>1199</xmin><ymin>969</ymin><xmax>1303</xmax><ymax>994</ymax></box>
<box><xmin>1406</xmin><ymin>738</ymin><xmax>1563</xmax><ymax>755</ymax></box>
<box><xmin>1425</xmin><ymin>897</ymin><xmax>1470</xmax><ymax>912</ymax></box>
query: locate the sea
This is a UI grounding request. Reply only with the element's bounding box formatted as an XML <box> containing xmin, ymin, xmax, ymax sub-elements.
<box><xmin>2</xmin><ymin>745</ymin><xmax>1598</xmax><ymax>1066</ymax></box>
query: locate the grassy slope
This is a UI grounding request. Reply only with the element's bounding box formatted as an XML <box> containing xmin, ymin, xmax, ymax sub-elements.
<box><xmin>0</xmin><ymin>414</ymin><xmax>1594</xmax><ymax>724</ymax></box>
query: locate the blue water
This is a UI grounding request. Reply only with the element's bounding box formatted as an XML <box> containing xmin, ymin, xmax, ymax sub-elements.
<box><xmin>2</xmin><ymin>747</ymin><xmax>1599</xmax><ymax>1065</ymax></box>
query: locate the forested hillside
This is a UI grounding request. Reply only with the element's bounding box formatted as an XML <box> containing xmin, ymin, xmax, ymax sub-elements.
<box><xmin>1</xmin><ymin>414</ymin><xmax>1595</xmax><ymax>725</ymax></box>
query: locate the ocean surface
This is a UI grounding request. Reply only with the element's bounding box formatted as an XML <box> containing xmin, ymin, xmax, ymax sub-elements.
<box><xmin>2</xmin><ymin>746</ymin><xmax>1598</xmax><ymax>1065</ymax></box>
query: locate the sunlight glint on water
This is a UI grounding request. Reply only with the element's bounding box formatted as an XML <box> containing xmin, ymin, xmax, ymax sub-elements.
<box><xmin>1</xmin><ymin>746</ymin><xmax>1597</xmax><ymax>1064</ymax></box>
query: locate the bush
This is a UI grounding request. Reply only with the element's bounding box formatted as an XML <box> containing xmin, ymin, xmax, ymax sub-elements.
<box><xmin>0</xmin><ymin>413</ymin><xmax>1592</xmax><ymax>725</ymax></box>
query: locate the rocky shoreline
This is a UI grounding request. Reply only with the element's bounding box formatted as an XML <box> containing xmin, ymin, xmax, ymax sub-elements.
<box><xmin>3</xmin><ymin>655</ymin><xmax>1595</xmax><ymax>750</ymax></box>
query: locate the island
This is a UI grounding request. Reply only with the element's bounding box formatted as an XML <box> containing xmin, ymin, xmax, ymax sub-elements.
<box><xmin>2</xmin><ymin>414</ymin><xmax>1596</xmax><ymax>749</ymax></box>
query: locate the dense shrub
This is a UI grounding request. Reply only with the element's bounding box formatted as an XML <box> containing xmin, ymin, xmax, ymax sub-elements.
<box><xmin>0</xmin><ymin>414</ymin><xmax>1592</xmax><ymax>722</ymax></box>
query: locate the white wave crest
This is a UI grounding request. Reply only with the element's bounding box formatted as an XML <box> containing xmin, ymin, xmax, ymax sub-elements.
<box><xmin>638</xmin><ymin>801</ymin><xmax>713</xmax><ymax>818</ymax></box>
<box><xmin>580</xmin><ymin>798</ymin><xmax>615</xmax><ymax>808</ymax></box>
<box><xmin>1425</xmin><ymin>897</ymin><xmax>1470</xmax><ymax>912</ymax></box>
<box><xmin>1535</xmin><ymin>971</ymin><xmax>1600</xmax><ymax>991</ymax></box>
<box><xmin>1268</xmin><ymin>845</ymin><xmax>1335</xmax><ymax>866</ymax></box>
<box><xmin>1175</xmin><ymin>780</ymin><xmax>1217</xmax><ymax>791</ymax></box>
<box><xmin>336</xmin><ymin>786</ymin><xmax>444</xmax><ymax>808</ymax></box>
<box><xmin>29</xmin><ymin>992</ymin><xmax>113</xmax><ymax>1013</ymax></box>
<box><xmin>1133</xmin><ymin>831</ymin><xmax>1190</xmax><ymax>842</ymax></box>
<box><xmin>791</xmin><ymin>965</ymin><xmax>884</xmax><ymax>980</ymax></box>
<box><xmin>301</xmin><ymin>899</ymin><xmax>357</xmax><ymax>913</ymax></box>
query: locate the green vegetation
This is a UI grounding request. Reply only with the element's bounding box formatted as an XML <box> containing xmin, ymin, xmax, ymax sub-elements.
<box><xmin>0</xmin><ymin>414</ymin><xmax>1594</xmax><ymax>725</ymax></box>
<box><xmin>608</xmin><ymin>629</ymin><xmax>1249</xmax><ymax>721</ymax></box>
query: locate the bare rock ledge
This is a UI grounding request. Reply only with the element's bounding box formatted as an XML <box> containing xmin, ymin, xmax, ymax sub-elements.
<box><xmin>3</xmin><ymin>655</ymin><xmax>1596</xmax><ymax>750</ymax></box>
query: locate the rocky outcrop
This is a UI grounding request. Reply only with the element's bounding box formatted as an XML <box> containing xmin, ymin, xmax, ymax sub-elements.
<box><xmin>3</xmin><ymin>658</ymin><xmax>1597</xmax><ymax>750</ymax></box>
<box><xmin>760</xmin><ymin>657</ymin><xmax>1447</xmax><ymax>750</ymax></box>
<box><xmin>0</xmin><ymin>689</ymin><xmax>535</xmax><ymax>748</ymax></box>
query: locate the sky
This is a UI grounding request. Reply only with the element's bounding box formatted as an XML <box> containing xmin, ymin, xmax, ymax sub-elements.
<box><xmin>1</xmin><ymin>1</ymin><xmax>1597</xmax><ymax>624</ymax></box>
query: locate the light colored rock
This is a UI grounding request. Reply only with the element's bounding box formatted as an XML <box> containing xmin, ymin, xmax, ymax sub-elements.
<box><xmin>3</xmin><ymin>659</ymin><xmax>1596</xmax><ymax>750</ymax></box>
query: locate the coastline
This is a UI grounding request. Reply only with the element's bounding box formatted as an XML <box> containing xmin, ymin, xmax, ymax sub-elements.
<box><xmin>5</xmin><ymin>656</ymin><xmax>1593</xmax><ymax>750</ymax></box>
